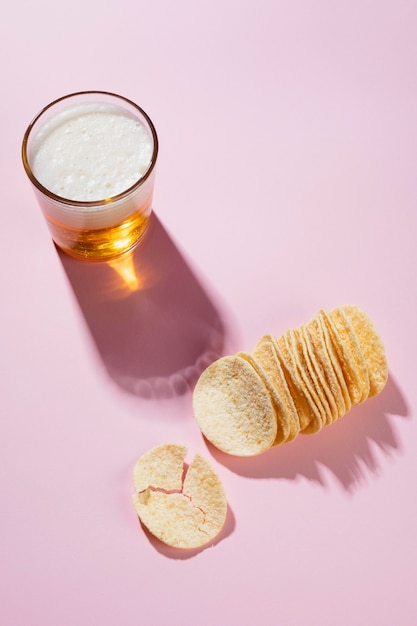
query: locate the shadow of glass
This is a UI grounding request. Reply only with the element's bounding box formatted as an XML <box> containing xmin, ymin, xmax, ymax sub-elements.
<box><xmin>57</xmin><ymin>213</ymin><xmax>232</xmax><ymax>399</ymax></box>
<box><xmin>207</xmin><ymin>372</ymin><xmax>410</xmax><ymax>493</ymax></box>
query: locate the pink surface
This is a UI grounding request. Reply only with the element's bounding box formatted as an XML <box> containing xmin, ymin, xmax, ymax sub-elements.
<box><xmin>2</xmin><ymin>1</ymin><xmax>417</xmax><ymax>624</ymax></box>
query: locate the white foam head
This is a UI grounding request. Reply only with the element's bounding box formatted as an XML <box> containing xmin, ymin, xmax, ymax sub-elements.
<box><xmin>30</xmin><ymin>102</ymin><xmax>153</xmax><ymax>202</ymax></box>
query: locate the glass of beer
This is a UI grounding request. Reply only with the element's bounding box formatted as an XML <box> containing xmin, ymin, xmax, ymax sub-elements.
<box><xmin>22</xmin><ymin>91</ymin><xmax>158</xmax><ymax>261</ymax></box>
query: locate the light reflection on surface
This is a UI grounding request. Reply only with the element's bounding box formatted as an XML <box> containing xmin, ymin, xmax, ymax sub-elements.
<box><xmin>107</xmin><ymin>250</ymin><xmax>141</xmax><ymax>293</ymax></box>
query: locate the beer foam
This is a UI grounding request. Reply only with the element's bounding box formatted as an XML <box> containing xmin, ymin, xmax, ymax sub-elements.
<box><xmin>30</xmin><ymin>102</ymin><xmax>153</xmax><ymax>202</ymax></box>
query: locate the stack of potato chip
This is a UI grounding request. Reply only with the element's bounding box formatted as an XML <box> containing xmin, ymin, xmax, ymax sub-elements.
<box><xmin>193</xmin><ymin>305</ymin><xmax>388</xmax><ymax>456</ymax></box>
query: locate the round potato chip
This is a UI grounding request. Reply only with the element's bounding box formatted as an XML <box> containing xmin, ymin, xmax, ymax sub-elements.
<box><xmin>273</xmin><ymin>333</ymin><xmax>315</xmax><ymax>432</ymax></box>
<box><xmin>341</xmin><ymin>305</ymin><xmax>388</xmax><ymax>398</ymax></box>
<box><xmin>321</xmin><ymin>309</ymin><xmax>364</xmax><ymax>406</ymax></box>
<box><xmin>193</xmin><ymin>354</ymin><xmax>278</xmax><ymax>456</ymax></box>
<box><xmin>132</xmin><ymin>444</ymin><xmax>227</xmax><ymax>549</ymax></box>
<box><xmin>303</xmin><ymin>316</ymin><xmax>345</xmax><ymax>423</ymax></box>
<box><xmin>252</xmin><ymin>334</ymin><xmax>300</xmax><ymax>443</ymax></box>
<box><xmin>316</xmin><ymin>311</ymin><xmax>352</xmax><ymax>414</ymax></box>
<box><xmin>296</xmin><ymin>325</ymin><xmax>335</xmax><ymax>427</ymax></box>
<box><xmin>237</xmin><ymin>350</ymin><xmax>289</xmax><ymax>445</ymax></box>
<box><xmin>285</xmin><ymin>329</ymin><xmax>324</xmax><ymax>434</ymax></box>
<box><xmin>299</xmin><ymin>324</ymin><xmax>335</xmax><ymax>426</ymax></box>
<box><xmin>330</xmin><ymin>306</ymin><xmax>370</xmax><ymax>403</ymax></box>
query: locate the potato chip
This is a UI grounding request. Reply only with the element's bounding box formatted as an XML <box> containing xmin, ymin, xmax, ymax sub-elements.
<box><xmin>133</xmin><ymin>443</ymin><xmax>187</xmax><ymax>493</ymax></box>
<box><xmin>192</xmin><ymin>354</ymin><xmax>277</xmax><ymax>456</ymax></box>
<box><xmin>320</xmin><ymin>309</ymin><xmax>365</xmax><ymax>405</ymax></box>
<box><xmin>298</xmin><ymin>324</ymin><xmax>335</xmax><ymax>426</ymax></box>
<box><xmin>330</xmin><ymin>306</ymin><xmax>370</xmax><ymax>403</ymax></box>
<box><xmin>341</xmin><ymin>305</ymin><xmax>388</xmax><ymax>398</ymax></box>
<box><xmin>303</xmin><ymin>316</ymin><xmax>345</xmax><ymax>423</ymax></box>
<box><xmin>272</xmin><ymin>332</ymin><xmax>315</xmax><ymax>432</ymax></box>
<box><xmin>316</xmin><ymin>310</ymin><xmax>352</xmax><ymax>415</ymax></box>
<box><xmin>297</xmin><ymin>325</ymin><xmax>336</xmax><ymax>427</ymax></box>
<box><xmin>182</xmin><ymin>453</ymin><xmax>227</xmax><ymax>539</ymax></box>
<box><xmin>132</xmin><ymin>444</ymin><xmax>227</xmax><ymax>549</ymax></box>
<box><xmin>284</xmin><ymin>329</ymin><xmax>324</xmax><ymax>434</ymax></box>
<box><xmin>237</xmin><ymin>350</ymin><xmax>290</xmax><ymax>445</ymax></box>
<box><xmin>252</xmin><ymin>335</ymin><xmax>300</xmax><ymax>443</ymax></box>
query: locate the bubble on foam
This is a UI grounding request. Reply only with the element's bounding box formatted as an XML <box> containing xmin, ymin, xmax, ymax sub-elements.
<box><xmin>31</xmin><ymin>102</ymin><xmax>153</xmax><ymax>202</ymax></box>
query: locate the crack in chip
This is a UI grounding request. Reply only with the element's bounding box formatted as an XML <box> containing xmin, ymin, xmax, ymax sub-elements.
<box><xmin>132</xmin><ymin>444</ymin><xmax>227</xmax><ymax>549</ymax></box>
<box><xmin>137</xmin><ymin>485</ymin><xmax>210</xmax><ymax>535</ymax></box>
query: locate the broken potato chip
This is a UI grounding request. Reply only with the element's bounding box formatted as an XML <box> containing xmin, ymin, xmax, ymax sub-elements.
<box><xmin>132</xmin><ymin>444</ymin><xmax>227</xmax><ymax>549</ymax></box>
<box><xmin>193</xmin><ymin>305</ymin><xmax>388</xmax><ymax>456</ymax></box>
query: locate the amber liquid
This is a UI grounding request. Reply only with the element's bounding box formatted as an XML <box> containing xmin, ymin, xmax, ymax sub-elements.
<box><xmin>46</xmin><ymin>205</ymin><xmax>151</xmax><ymax>261</ymax></box>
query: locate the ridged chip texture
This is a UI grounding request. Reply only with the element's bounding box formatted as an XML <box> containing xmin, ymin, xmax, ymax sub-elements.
<box><xmin>192</xmin><ymin>305</ymin><xmax>388</xmax><ymax>456</ymax></box>
<box><xmin>132</xmin><ymin>444</ymin><xmax>227</xmax><ymax>549</ymax></box>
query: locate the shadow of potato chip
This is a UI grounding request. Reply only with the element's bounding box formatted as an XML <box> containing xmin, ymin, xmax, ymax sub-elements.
<box><xmin>206</xmin><ymin>372</ymin><xmax>409</xmax><ymax>493</ymax></box>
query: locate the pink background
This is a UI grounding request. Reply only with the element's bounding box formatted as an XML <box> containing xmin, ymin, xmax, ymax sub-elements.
<box><xmin>2</xmin><ymin>1</ymin><xmax>416</xmax><ymax>624</ymax></box>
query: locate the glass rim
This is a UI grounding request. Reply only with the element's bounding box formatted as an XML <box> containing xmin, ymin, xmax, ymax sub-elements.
<box><xmin>21</xmin><ymin>90</ymin><xmax>159</xmax><ymax>208</ymax></box>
